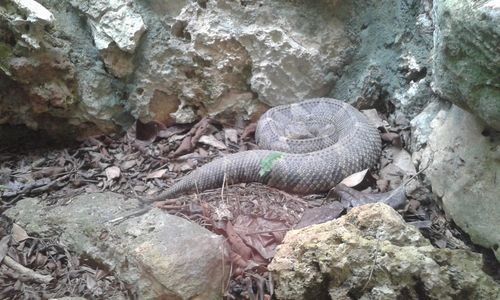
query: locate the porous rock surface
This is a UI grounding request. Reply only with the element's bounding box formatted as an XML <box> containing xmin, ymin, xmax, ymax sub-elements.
<box><xmin>1</xmin><ymin>0</ymin><xmax>437</xmax><ymax>139</ymax></box>
<box><xmin>412</xmin><ymin>104</ymin><xmax>500</xmax><ymax>261</ymax></box>
<box><xmin>269</xmin><ymin>203</ymin><xmax>500</xmax><ymax>300</ymax></box>
<box><xmin>433</xmin><ymin>0</ymin><xmax>500</xmax><ymax>130</ymax></box>
<box><xmin>4</xmin><ymin>193</ymin><xmax>229</xmax><ymax>300</ymax></box>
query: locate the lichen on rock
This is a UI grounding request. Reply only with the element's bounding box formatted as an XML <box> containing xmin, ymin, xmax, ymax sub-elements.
<box><xmin>269</xmin><ymin>203</ymin><xmax>500</xmax><ymax>300</ymax></box>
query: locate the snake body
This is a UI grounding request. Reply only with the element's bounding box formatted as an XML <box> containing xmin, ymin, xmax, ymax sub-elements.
<box><xmin>159</xmin><ymin>98</ymin><xmax>381</xmax><ymax>199</ymax></box>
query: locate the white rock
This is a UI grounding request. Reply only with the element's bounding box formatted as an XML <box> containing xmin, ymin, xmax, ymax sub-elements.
<box><xmin>12</xmin><ymin>0</ymin><xmax>54</xmax><ymax>24</ymax></box>
<box><xmin>71</xmin><ymin>0</ymin><xmax>146</xmax><ymax>53</ymax></box>
<box><xmin>99</xmin><ymin>5</ymin><xmax>146</xmax><ymax>52</ymax></box>
<box><xmin>414</xmin><ymin>105</ymin><xmax>500</xmax><ymax>261</ymax></box>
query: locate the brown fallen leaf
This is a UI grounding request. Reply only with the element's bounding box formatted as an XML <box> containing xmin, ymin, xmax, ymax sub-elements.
<box><xmin>190</xmin><ymin>117</ymin><xmax>214</xmax><ymax>147</ymax></box>
<box><xmin>295</xmin><ymin>201</ymin><xmax>345</xmax><ymax>229</ymax></box>
<box><xmin>233</xmin><ymin>215</ymin><xmax>288</xmax><ymax>260</ymax></box>
<box><xmin>226</xmin><ymin>221</ymin><xmax>252</xmax><ymax>261</ymax></box>
<box><xmin>172</xmin><ymin>135</ymin><xmax>193</xmax><ymax>157</ymax></box>
<box><xmin>11</xmin><ymin>223</ymin><xmax>29</xmax><ymax>245</ymax></box>
<box><xmin>241</xmin><ymin>122</ymin><xmax>257</xmax><ymax>141</ymax></box>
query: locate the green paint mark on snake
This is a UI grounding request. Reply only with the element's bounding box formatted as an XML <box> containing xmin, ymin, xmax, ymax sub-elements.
<box><xmin>259</xmin><ymin>152</ymin><xmax>283</xmax><ymax>177</ymax></box>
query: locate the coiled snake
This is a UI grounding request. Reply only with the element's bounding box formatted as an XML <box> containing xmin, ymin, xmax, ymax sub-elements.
<box><xmin>155</xmin><ymin>98</ymin><xmax>381</xmax><ymax>199</ymax></box>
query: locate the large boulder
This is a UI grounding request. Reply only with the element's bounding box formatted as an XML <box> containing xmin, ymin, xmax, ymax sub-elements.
<box><xmin>4</xmin><ymin>193</ymin><xmax>230</xmax><ymax>300</ymax></box>
<box><xmin>433</xmin><ymin>0</ymin><xmax>500</xmax><ymax>130</ymax></box>
<box><xmin>412</xmin><ymin>104</ymin><xmax>500</xmax><ymax>262</ymax></box>
<box><xmin>269</xmin><ymin>203</ymin><xmax>500</xmax><ymax>300</ymax></box>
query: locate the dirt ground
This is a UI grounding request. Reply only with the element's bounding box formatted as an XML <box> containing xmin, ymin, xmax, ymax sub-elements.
<box><xmin>1</xmin><ymin>117</ymin><xmax>498</xmax><ymax>299</ymax></box>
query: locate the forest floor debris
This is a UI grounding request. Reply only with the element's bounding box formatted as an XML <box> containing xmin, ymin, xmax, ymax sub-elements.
<box><xmin>1</xmin><ymin>113</ymin><xmax>498</xmax><ymax>299</ymax></box>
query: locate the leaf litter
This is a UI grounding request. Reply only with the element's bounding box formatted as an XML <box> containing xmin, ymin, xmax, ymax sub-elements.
<box><xmin>1</xmin><ymin>109</ymin><xmax>498</xmax><ymax>299</ymax></box>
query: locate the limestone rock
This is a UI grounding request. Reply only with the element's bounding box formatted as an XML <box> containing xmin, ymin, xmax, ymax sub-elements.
<box><xmin>413</xmin><ymin>104</ymin><xmax>500</xmax><ymax>261</ymax></box>
<box><xmin>70</xmin><ymin>0</ymin><xmax>146</xmax><ymax>53</ymax></box>
<box><xmin>129</xmin><ymin>0</ymin><xmax>353</xmax><ymax>125</ymax></box>
<box><xmin>330</xmin><ymin>0</ymin><xmax>434</xmax><ymax>119</ymax></box>
<box><xmin>269</xmin><ymin>203</ymin><xmax>500</xmax><ymax>300</ymax></box>
<box><xmin>1</xmin><ymin>0</ymin><xmax>436</xmax><ymax>140</ymax></box>
<box><xmin>433</xmin><ymin>0</ymin><xmax>500</xmax><ymax>130</ymax></box>
<box><xmin>4</xmin><ymin>193</ymin><xmax>230</xmax><ymax>300</ymax></box>
<box><xmin>0</xmin><ymin>0</ymin><xmax>127</xmax><ymax>139</ymax></box>
<box><xmin>12</xmin><ymin>0</ymin><xmax>54</xmax><ymax>25</ymax></box>
<box><xmin>70</xmin><ymin>0</ymin><xmax>146</xmax><ymax>78</ymax></box>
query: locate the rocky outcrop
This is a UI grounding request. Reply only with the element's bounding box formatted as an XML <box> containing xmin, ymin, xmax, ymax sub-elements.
<box><xmin>4</xmin><ymin>193</ymin><xmax>230</xmax><ymax>300</ymax></box>
<box><xmin>330</xmin><ymin>0</ymin><xmax>434</xmax><ymax>118</ymax></box>
<box><xmin>0</xmin><ymin>0</ymin><xmax>131</xmax><ymax>139</ymax></box>
<box><xmin>269</xmin><ymin>203</ymin><xmax>500</xmax><ymax>300</ymax></box>
<box><xmin>1</xmin><ymin>0</ymin><xmax>436</xmax><ymax>140</ymax></box>
<box><xmin>433</xmin><ymin>0</ymin><xmax>500</xmax><ymax>130</ymax></box>
<box><xmin>412</xmin><ymin>104</ymin><xmax>500</xmax><ymax>262</ymax></box>
<box><xmin>129</xmin><ymin>0</ymin><xmax>355</xmax><ymax>125</ymax></box>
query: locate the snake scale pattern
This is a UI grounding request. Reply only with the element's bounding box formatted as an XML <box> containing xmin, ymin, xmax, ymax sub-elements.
<box><xmin>159</xmin><ymin>98</ymin><xmax>381</xmax><ymax>199</ymax></box>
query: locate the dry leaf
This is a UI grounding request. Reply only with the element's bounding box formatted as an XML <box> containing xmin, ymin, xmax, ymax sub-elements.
<box><xmin>120</xmin><ymin>160</ymin><xmax>136</xmax><ymax>170</ymax></box>
<box><xmin>12</xmin><ymin>223</ymin><xmax>29</xmax><ymax>244</ymax></box>
<box><xmin>339</xmin><ymin>169</ymin><xmax>369</xmax><ymax>187</ymax></box>
<box><xmin>241</xmin><ymin>122</ymin><xmax>257</xmax><ymax>140</ymax></box>
<box><xmin>391</xmin><ymin>147</ymin><xmax>416</xmax><ymax>175</ymax></box>
<box><xmin>146</xmin><ymin>169</ymin><xmax>167</xmax><ymax>179</ymax></box>
<box><xmin>361</xmin><ymin>109</ymin><xmax>389</xmax><ymax>131</ymax></box>
<box><xmin>0</xmin><ymin>235</ymin><xmax>9</xmax><ymax>263</ymax></box>
<box><xmin>105</xmin><ymin>166</ymin><xmax>121</xmax><ymax>180</ymax></box>
<box><xmin>199</xmin><ymin>135</ymin><xmax>227</xmax><ymax>150</ymax></box>
<box><xmin>296</xmin><ymin>202</ymin><xmax>345</xmax><ymax>229</ymax></box>
<box><xmin>233</xmin><ymin>215</ymin><xmax>288</xmax><ymax>260</ymax></box>
<box><xmin>224</xmin><ymin>128</ymin><xmax>239</xmax><ymax>144</ymax></box>
<box><xmin>226</xmin><ymin>221</ymin><xmax>252</xmax><ymax>261</ymax></box>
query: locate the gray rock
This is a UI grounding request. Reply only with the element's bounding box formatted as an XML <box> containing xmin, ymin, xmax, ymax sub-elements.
<box><xmin>1</xmin><ymin>0</ymin><xmax>437</xmax><ymax>139</ymax></box>
<box><xmin>4</xmin><ymin>193</ymin><xmax>229</xmax><ymax>300</ymax></box>
<box><xmin>433</xmin><ymin>0</ymin><xmax>500</xmax><ymax>130</ymax></box>
<box><xmin>269</xmin><ymin>203</ymin><xmax>500</xmax><ymax>300</ymax></box>
<box><xmin>409</xmin><ymin>99</ymin><xmax>451</xmax><ymax>152</ymax></box>
<box><xmin>330</xmin><ymin>0</ymin><xmax>434</xmax><ymax>118</ymax></box>
<box><xmin>0</xmin><ymin>0</ymin><xmax>132</xmax><ymax>138</ymax></box>
<box><xmin>413</xmin><ymin>104</ymin><xmax>500</xmax><ymax>261</ymax></box>
<box><xmin>130</xmin><ymin>0</ymin><xmax>353</xmax><ymax>125</ymax></box>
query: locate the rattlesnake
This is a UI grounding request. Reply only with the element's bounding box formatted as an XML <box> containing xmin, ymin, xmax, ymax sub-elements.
<box><xmin>154</xmin><ymin>98</ymin><xmax>382</xmax><ymax>199</ymax></box>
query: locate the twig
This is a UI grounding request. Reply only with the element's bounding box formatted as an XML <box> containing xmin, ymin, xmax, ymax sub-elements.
<box><xmin>106</xmin><ymin>207</ymin><xmax>151</xmax><ymax>225</ymax></box>
<box><xmin>245</xmin><ymin>228</ymin><xmax>291</xmax><ymax>235</ymax></box>
<box><xmin>362</xmin><ymin>238</ymin><xmax>380</xmax><ymax>291</ymax></box>
<box><xmin>2</xmin><ymin>255</ymin><xmax>53</xmax><ymax>284</ymax></box>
